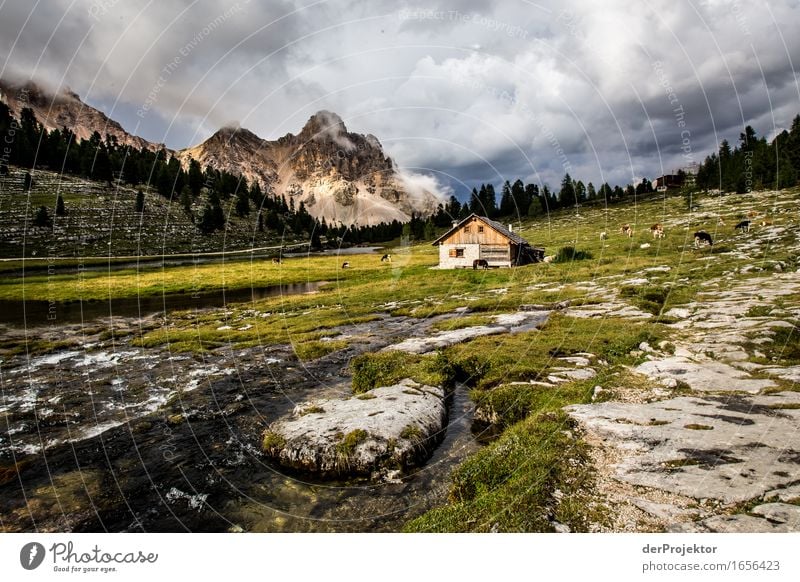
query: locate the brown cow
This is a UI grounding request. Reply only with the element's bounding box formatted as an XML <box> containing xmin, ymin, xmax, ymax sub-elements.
<box><xmin>620</xmin><ymin>224</ymin><xmax>633</xmax><ymax>237</ymax></box>
<box><xmin>650</xmin><ymin>223</ymin><xmax>665</xmax><ymax>239</ymax></box>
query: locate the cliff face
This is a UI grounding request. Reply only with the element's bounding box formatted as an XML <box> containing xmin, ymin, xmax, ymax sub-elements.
<box><xmin>0</xmin><ymin>79</ymin><xmax>158</xmax><ymax>151</ymax></box>
<box><xmin>0</xmin><ymin>78</ymin><xmax>442</xmax><ymax>225</ymax></box>
<box><xmin>177</xmin><ymin>111</ymin><xmax>442</xmax><ymax>226</ymax></box>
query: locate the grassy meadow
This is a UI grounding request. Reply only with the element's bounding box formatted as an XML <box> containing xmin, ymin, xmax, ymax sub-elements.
<box><xmin>5</xmin><ymin>186</ymin><xmax>798</xmax><ymax>531</ymax></box>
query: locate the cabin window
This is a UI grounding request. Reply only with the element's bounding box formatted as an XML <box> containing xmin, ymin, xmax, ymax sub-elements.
<box><xmin>463</xmin><ymin>226</ymin><xmax>470</xmax><ymax>233</ymax></box>
<box><xmin>449</xmin><ymin>248</ymin><xmax>465</xmax><ymax>258</ymax></box>
<box><xmin>478</xmin><ymin>226</ymin><xmax>484</xmax><ymax>233</ymax></box>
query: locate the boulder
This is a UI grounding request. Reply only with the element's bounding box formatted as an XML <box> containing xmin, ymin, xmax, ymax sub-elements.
<box><xmin>262</xmin><ymin>379</ymin><xmax>447</xmax><ymax>477</ymax></box>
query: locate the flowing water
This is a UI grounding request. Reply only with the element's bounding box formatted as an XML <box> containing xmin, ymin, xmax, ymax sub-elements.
<box><xmin>0</xmin><ymin>292</ymin><xmax>481</xmax><ymax>532</ymax></box>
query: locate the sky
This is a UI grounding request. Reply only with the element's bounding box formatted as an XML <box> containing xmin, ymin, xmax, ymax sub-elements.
<box><xmin>1</xmin><ymin>0</ymin><xmax>799</xmax><ymax>199</ymax></box>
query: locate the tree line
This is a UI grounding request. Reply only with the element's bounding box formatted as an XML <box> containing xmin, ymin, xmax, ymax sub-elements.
<box><xmin>0</xmin><ymin>102</ymin><xmax>408</xmax><ymax>246</ymax></box>
<box><xmin>695</xmin><ymin>119</ymin><xmax>800</xmax><ymax>192</ymax></box>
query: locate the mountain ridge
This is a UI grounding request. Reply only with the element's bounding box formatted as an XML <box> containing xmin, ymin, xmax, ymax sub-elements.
<box><xmin>0</xmin><ymin>78</ymin><xmax>442</xmax><ymax>225</ymax></box>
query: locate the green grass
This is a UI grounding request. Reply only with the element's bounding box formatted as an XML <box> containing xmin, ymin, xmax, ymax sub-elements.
<box><xmin>293</xmin><ymin>339</ymin><xmax>348</xmax><ymax>361</ymax></box>
<box><xmin>405</xmin><ymin>374</ymin><xmax>599</xmax><ymax>532</ymax></box>
<box><xmin>350</xmin><ymin>351</ymin><xmax>454</xmax><ymax>394</ymax></box>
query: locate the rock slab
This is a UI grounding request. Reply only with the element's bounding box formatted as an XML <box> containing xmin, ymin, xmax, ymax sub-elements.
<box><xmin>263</xmin><ymin>379</ymin><xmax>447</xmax><ymax>477</ymax></box>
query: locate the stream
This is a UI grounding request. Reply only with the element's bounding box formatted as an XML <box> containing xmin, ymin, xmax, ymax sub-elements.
<box><xmin>0</xmin><ymin>281</ymin><xmax>329</xmax><ymax>328</ymax></box>
<box><xmin>0</xmin><ymin>299</ymin><xmax>482</xmax><ymax>532</ymax></box>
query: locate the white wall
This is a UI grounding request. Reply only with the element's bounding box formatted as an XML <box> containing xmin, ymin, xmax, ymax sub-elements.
<box><xmin>438</xmin><ymin>243</ymin><xmax>480</xmax><ymax>268</ymax></box>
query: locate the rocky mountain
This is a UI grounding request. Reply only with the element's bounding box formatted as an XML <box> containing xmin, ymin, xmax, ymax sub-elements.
<box><xmin>177</xmin><ymin>111</ymin><xmax>442</xmax><ymax>226</ymax></box>
<box><xmin>1</xmin><ymin>78</ymin><xmax>442</xmax><ymax>225</ymax></box>
<box><xmin>0</xmin><ymin>78</ymin><xmax>157</xmax><ymax>151</ymax></box>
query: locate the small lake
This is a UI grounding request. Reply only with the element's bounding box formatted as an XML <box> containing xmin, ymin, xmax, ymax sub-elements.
<box><xmin>0</xmin><ymin>281</ymin><xmax>328</xmax><ymax>327</ymax></box>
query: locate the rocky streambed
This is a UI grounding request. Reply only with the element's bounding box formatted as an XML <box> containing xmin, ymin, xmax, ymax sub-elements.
<box><xmin>0</xmin><ymin>309</ymin><xmax>491</xmax><ymax>532</ymax></box>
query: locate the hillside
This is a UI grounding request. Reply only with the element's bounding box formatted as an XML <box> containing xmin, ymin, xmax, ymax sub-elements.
<box><xmin>0</xmin><ymin>78</ymin><xmax>157</xmax><ymax>151</ymax></box>
<box><xmin>0</xmin><ymin>167</ymin><xmax>296</xmax><ymax>258</ymax></box>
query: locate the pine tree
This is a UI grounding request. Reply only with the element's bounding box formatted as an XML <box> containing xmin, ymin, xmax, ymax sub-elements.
<box><xmin>235</xmin><ymin>190</ymin><xmax>250</xmax><ymax>216</ymax></box>
<box><xmin>499</xmin><ymin>181</ymin><xmax>514</xmax><ymax>216</ymax></box>
<box><xmin>33</xmin><ymin>205</ymin><xmax>50</xmax><ymax>227</ymax></box>
<box><xmin>558</xmin><ymin>173</ymin><xmax>576</xmax><ymax>208</ymax></box>
<box><xmin>135</xmin><ymin>190</ymin><xmax>145</xmax><ymax>213</ymax></box>
<box><xmin>55</xmin><ymin>194</ymin><xmax>65</xmax><ymax>216</ymax></box>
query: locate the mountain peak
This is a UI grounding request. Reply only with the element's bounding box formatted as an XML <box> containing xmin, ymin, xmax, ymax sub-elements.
<box><xmin>300</xmin><ymin>110</ymin><xmax>348</xmax><ymax>139</ymax></box>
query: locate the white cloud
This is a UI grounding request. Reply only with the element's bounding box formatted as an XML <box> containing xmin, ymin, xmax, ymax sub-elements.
<box><xmin>1</xmin><ymin>0</ymin><xmax>799</xmax><ymax>193</ymax></box>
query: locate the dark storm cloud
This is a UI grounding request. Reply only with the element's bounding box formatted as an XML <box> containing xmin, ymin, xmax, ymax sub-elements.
<box><xmin>2</xmin><ymin>0</ymin><xmax>799</xmax><ymax>196</ymax></box>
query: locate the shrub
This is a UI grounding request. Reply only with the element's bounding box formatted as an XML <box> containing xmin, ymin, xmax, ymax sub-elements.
<box><xmin>552</xmin><ymin>246</ymin><xmax>593</xmax><ymax>263</ymax></box>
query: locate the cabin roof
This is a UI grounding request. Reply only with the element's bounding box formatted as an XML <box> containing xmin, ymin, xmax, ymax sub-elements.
<box><xmin>431</xmin><ymin>213</ymin><xmax>529</xmax><ymax>246</ymax></box>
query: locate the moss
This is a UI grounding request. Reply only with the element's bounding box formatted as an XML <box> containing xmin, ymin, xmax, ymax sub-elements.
<box><xmin>261</xmin><ymin>431</ymin><xmax>286</xmax><ymax>454</ymax></box>
<box><xmin>298</xmin><ymin>405</ymin><xmax>325</xmax><ymax>416</ymax></box>
<box><xmin>399</xmin><ymin>424</ymin><xmax>422</xmax><ymax>441</ymax></box>
<box><xmin>745</xmin><ymin>305</ymin><xmax>773</xmax><ymax>317</ymax></box>
<box><xmin>619</xmin><ymin>284</ymin><xmax>670</xmax><ymax>315</ymax></box>
<box><xmin>336</xmin><ymin>429</ymin><xmax>369</xmax><ymax>456</ymax></box>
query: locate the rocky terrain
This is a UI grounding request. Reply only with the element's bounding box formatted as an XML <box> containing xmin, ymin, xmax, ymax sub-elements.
<box><xmin>1</xmin><ymin>77</ymin><xmax>442</xmax><ymax>228</ymax></box>
<box><xmin>177</xmin><ymin>111</ymin><xmax>442</xmax><ymax>226</ymax></box>
<box><xmin>0</xmin><ymin>78</ymin><xmax>156</xmax><ymax>151</ymax></box>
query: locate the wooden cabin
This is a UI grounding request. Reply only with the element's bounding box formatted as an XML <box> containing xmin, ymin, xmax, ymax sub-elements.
<box><xmin>432</xmin><ymin>214</ymin><xmax>544</xmax><ymax>269</ymax></box>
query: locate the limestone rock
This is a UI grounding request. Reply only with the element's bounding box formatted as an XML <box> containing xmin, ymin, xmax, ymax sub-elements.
<box><xmin>566</xmin><ymin>392</ymin><xmax>800</xmax><ymax>503</ymax></box>
<box><xmin>263</xmin><ymin>379</ymin><xmax>447</xmax><ymax>477</ymax></box>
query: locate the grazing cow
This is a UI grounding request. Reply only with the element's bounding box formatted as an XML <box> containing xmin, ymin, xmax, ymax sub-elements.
<box><xmin>718</xmin><ymin>217</ymin><xmax>726</xmax><ymax>226</ymax></box>
<box><xmin>599</xmin><ymin>231</ymin><xmax>608</xmax><ymax>240</ymax></box>
<box><xmin>748</xmin><ymin>210</ymin><xmax>758</xmax><ymax>219</ymax></box>
<box><xmin>620</xmin><ymin>224</ymin><xmax>633</xmax><ymax>237</ymax></box>
<box><xmin>271</xmin><ymin>257</ymin><xmax>282</xmax><ymax>264</ymax></box>
<box><xmin>734</xmin><ymin>220</ymin><xmax>750</xmax><ymax>233</ymax></box>
<box><xmin>380</xmin><ymin>254</ymin><xmax>391</xmax><ymax>262</ymax></box>
<box><xmin>341</xmin><ymin>261</ymin><xmax>350</xmax><ymax>269</ymax></box>
<box><xmin>694</xmin><ymin>231</ymin><xmax>713</xmax><ymax>247</ymax></box>
<box><xmin>650</xmin><ymin>223</ymin><xmax>665</xmax><ymax>239</ymax></box>
<box><xmin>473</xmin><ymin>259</ymin><xmax>489</xmax><ymax>270</ymax></box>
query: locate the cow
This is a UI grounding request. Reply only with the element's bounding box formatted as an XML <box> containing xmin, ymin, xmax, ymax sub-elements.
<box><xmin>620</xmin><ymin>224</ymin><xmax>633</xmax><ymax>237</ymax></box>
<box><xmin>748</xmin><ymin>210</ymin><xmax>758</xmax><ymax>219</ymax></box>
<box><xmin>271</xmin><ymin>257</ymin><xmax>282</xmax><ymax>264</ymax></box>
<box><xmin>599</xmin><ymin>231</ymin><xmax>608</xmax><ymax>240</ymax></box>
<box><xmin>694</xmin><ymin>231</ymin><xmax>713</xmax><ymax>247</ymax></box>
<box><xmin>380</xmin><ymin>254</ymin><xmax>391</xmax><ymax>262</ymax></box>
<box><xmin>473</xmin><ymin>259</ymin><xmax>489</xmax><ymax>270</ymax></box>
<box><xmin>341</xmin><ymin>261</ymin><xmax>350</xmax><ymax>269</ymax></box>
<box><xmin>718</xmin><ymin>217</ymin><xmax>726</xmax><ymax>226</ymax></box>
<box><xmin>734</xmin><ymin>220</ymin><xmax>750</xmax><ymax>233</ymax></box>
<box><xmin>759</xmin><ymin>219</ymin><xmax>773</xmax><ymax>227</ymax></box>
<box><xmin>650</xmin><ymin>223</ymin><xmax>665</xmax><ymax>239</ymax></box>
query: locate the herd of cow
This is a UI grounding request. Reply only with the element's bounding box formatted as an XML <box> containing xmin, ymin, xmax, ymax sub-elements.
<box><xmin>602</xmin><ymin>211</ymin><xmax>772</xmax><ymax>249</ymax></box>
